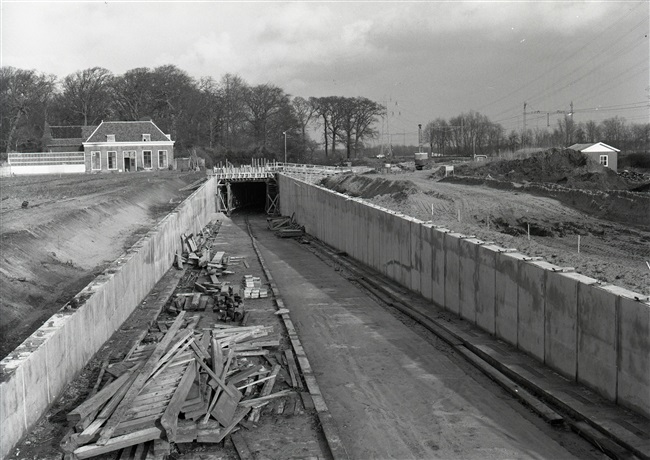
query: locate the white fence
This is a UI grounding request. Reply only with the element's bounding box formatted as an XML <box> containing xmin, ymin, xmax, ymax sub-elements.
<box><xmin>5</xmin><ymin>152</ymin><xmax>86</xmax><ymax>176</ymax></box>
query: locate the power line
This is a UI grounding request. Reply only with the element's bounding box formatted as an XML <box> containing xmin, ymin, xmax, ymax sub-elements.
<box><xmin>472</xmin><ymin>3</ymin><xmax>646</xmax><ymax>114</ymax></box>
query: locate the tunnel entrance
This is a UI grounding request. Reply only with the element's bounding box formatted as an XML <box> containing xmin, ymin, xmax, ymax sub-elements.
<box><xmin>216</xmin><ymin>177</ymin><xmax>279</xmax><ymax>216</ymax></box>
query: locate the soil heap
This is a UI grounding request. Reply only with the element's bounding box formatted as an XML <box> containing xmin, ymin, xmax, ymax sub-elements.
<box><xmin>453</xmin><ymin>149</ymin><xmax>630</xmax><ymax>191</ymax></box>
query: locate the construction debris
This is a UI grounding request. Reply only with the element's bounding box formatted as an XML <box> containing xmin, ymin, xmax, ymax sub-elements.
<box><xmin>60</xmin><ymin>220</ymin><xmax>306</xmax><ymax>458</ymax></box>
<box><xmin>62</xmin><ymin>312</ymin><xmax>300</xmax><ymax>458</ymax></box>
<box><xmin>267</xmin><ymin>214</ymin><xmax>304</xmax><ymax>238</ymax></box>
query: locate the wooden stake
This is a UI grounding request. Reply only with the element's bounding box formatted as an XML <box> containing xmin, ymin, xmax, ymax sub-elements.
<box><xmin>578</xmin><ymin>235</ymin><xmax>581</xmax><ymax>254</ymax></box>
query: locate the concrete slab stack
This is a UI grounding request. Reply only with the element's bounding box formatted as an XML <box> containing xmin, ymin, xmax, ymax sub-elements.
<box><xmin>276</xmin><ymin>175</ymin><xmax>650</xmax><ymax>419</ymax></box>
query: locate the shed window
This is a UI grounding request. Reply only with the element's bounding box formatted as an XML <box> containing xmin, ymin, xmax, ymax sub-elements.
<box><xmin>142</xmin><ymin>134</ymin><xmax>151</xmax><ymax>142</ymax></box>
<box><xmin>106</xmin><ymin>134</ymin><xmax>115</xmax><ymax>142</ymax></box>
<box><xmin>91</xmin><ymin>151</ymin><xmax>101</xmax><ymax>170</ymax></box>
<box><xmin>143</xmin><ymin>150</ymin><xmax>152</xmax><ymax>169</ymax></box>
<box><xmin>158</xmin><ymin>150</ymin><xmax>168</xmax><ymax>168</ymax></box>
<box><xmin>599</xmin><ymin>155</ymin><xmax>608</xmax><ymax>167</ymax></box>
<box><xmin>107</xmin><ymin>151</ymin><xmax>117</xmax><ymax>170</ymax></box>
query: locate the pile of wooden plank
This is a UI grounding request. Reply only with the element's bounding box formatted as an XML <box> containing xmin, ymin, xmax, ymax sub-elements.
<box><xmin>61</xmin><ymin>312</ymin><xmax>299</xmax><ymax>459</ymax></box>
<box><xmin>170</xmin><ymin>226</ymin><xmax>245</xmax><ymax>322</ymax></box>
<box><xmin>168</xmin><ymin>284</ymin><xmax>244</xmax><ymax>322</ymax></box>
<box><xmin>175</xmin><ymin>226</ymin><xmax>233</xmax><ymax>272</ymax></box>
<box><xmin>267</xmin><ymin>214</ymin><xmax>303</xmax><ymax>238</ymax></box>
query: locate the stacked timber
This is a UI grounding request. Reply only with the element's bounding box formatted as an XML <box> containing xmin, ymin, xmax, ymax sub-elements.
<box><xmin>267</xmin><ymin>214</ymin><xmax>304</xmax><ymax>238</ymax></box>
<box><xmin>171</xmin><ymin>224</ymin><xmax>244</xmax><ymax>321</ymax></box>
<box><xmin>242</xmin><ymin>275</ymin><xmax>268</xmax><ymax>299</ymax></box>
<box><xmin>61</xmin><ymin>313</ymin><xmax>301</xmax><ymax>458</ymax></box>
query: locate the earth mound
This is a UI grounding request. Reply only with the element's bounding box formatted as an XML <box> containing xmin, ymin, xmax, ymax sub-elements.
<box><xmin>320</xmin><ymin>174</ymin><xmax>418</xmax><ymax>201</ymax></box>
<box><xmin>452</xmin><ymin>149</ymin><xmax>630</xmax><ymax>191</ymax></box>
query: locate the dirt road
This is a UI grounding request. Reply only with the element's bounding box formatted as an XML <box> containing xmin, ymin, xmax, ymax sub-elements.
<box><xmin>322</xmin><ymin>171</ymin><xmax>650</xmax><ymax>296</ymax></box>
<box><xmin>0</xmin><ymin>171</ymin><xmax>204</xmax><ymax>358</ymax></box>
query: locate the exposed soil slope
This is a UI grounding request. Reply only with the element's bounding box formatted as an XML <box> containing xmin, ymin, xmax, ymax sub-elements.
<box><xmin>0</xmin><ymin>171</ymin><xmax>204</xmax><ymax>358</ymax></box>
<box><xmin>321</xmin><ymin>171</ymin><xmax>650</xmax><ymax>296</ymax></box>
<box><xmin>452</xmin><ymin>149</ymin><xmax>632</xmax><ymax>190</ymax></box>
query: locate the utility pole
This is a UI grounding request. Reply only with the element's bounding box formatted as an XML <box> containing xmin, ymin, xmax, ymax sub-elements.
<box><xmin>282</xmin><ymin>131</ymin><xmax>287</xmax><ymax>164</ymax></box>
<box><xmin>523</xmin><ymin>101</ymin><xmax>527</xmax><ymax>149</ymax></box>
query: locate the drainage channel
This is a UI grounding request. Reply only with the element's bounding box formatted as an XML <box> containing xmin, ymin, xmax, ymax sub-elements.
<box><xmin>300</xmin><ymin>234</ymin><xmax>647</xmax><ymax>460</ymax></box>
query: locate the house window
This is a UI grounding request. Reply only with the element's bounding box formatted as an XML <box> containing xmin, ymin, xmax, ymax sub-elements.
<box><xmin>91</xmin><ymin>151</ymin><xmax>101</xmax><ymax>170</ymax></box>
<box><xmin>600</xmin><ymin>155</ymin><xmax>608</xmax><ymax>167</ymax></box>
<box><xmin>158</xmin><ymin>150</ymin><xmax>168</xmax><ymax>168</ymax></box>
<box><xmin>143</xmin><ymin>150</ymin><xmax>152</xmax><ymax>169</ymax></box>
<box><xmin>142</xmin><ymin>134</ymin><xmax>151</xmax><ymax>142</ymax></box>
<box><xmin>106</xmin><ymin>134</ymin><xmax>115</xmax><ymax>142</ymax></box>
<box><xmin>107</xmin><ymin>151</ymin><xmax>117</xmax><ymax>170</ymax></box>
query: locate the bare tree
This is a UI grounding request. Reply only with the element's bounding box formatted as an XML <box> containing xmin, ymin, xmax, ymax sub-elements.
<box><xmin>584</xmin><ymin>120</ymin><xmax>599</xmax><ymax>143</ymax></box>
<box><xmin>57</xmin><ymin>67</ymin><xmax>114</xmax><ymax>125</ymax></box>
<box><xmin>244</xmin><ymin>84</ymin><xmax>291</xmax><ymax>154</ymax></box>
<box><xmin>150</xmin><ymin>65</ymin><xmax>197</xmax><ymax>144</ymax></box>
<box><xmin>291</xmin><ymin>96</ymin><xmax>316</xmax><ymax>159</ymax></box>
<box><xmin>600</xmin><ymin>116</ymin><xmax>628</xmax><ymax>147</ymax></box>
<box><xmin>337</xmin><ymin>97</ymin><xmax>384</xmax><ymax>159</ymax></box>
<box><xmin>111</xmin><ymin>67</ymin><xmax>156</xmax><ymax>121</ymax></box>
<box><xmin>0</xmin><ymin>66</ymin><xmax>56</xmax><ymax>153</ymax></box>
<box><xmin>424</xmin><ymin>118</ymin><xmax>449</xmax><ymax>154</ymax></box>
<box><xmin>220</xmin><ymin>74</ymin><xmax>249</xmax><ymax>152</ymax></box>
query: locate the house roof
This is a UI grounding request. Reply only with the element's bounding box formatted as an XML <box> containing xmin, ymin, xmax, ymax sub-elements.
<box><xmin>568</xmin><ymin>142</ymin><xmax>619</xmax><ymax>153</ymax></box>
<box><xmin>84</xmin><ymin>120</ymin><xmax>172</xmax><ymax>143</ymax></box>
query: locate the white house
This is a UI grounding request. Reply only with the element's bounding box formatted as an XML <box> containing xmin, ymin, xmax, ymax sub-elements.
<box><xmin>568</xmin><ymin>142</ymin><xmax>619</xmax><ymax>172</ymax></box>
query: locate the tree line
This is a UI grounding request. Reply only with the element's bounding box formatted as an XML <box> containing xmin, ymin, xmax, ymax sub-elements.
<box><xmin>0</xmin><ymin>65</ymin><xmax>384</xmax><ymax>165</ymax></box>
<box><xmin>1</xmin><ymin>65</ymin><xmax>647</xmax><ymax>165</ymax></box>
<box><xmin>423</xmin><ymin>111</ymin><xmax>648</xmax><ymax>157</ymax></box>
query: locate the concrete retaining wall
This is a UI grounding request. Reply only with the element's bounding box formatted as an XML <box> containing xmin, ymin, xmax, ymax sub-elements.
<box><xmin>0</xmin><ymin>177</ymin><xmax>217</xmax><ymax>459</ymax></box>
<box><xmin>278</xmin><ymin>174</ymin><xmax>650</xmax><ymax>418</ymax></box>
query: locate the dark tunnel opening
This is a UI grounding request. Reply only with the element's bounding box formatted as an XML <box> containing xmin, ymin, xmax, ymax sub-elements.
<box><xmin>229</xmin><ymin>181</ymin><xmax>268</xmax><ymax>214</ymax></box>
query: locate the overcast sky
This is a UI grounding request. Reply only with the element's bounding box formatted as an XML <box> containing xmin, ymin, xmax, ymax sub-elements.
<box><xmin>2</xmin><ymin>0</ymin><xmax>648</xmax><ymax>145</ymax></box>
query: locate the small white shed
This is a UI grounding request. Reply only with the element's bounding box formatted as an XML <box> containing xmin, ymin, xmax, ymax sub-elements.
<box><xmin>568</xmin><ymin>142</ymin><xmax>619</xmax><ymax>172</ymax></box>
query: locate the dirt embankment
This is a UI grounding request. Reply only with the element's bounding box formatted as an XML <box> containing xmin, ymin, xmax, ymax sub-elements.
<box><xmin>0</xmin><ymin>171</ymin><xmax>204</xmax><ymax>358</ymax></box>
<box><xmin>320</xmin><ymin>171</ymin><xmax>650</xmax><ymax>296</ymax></box>
<box><xmin>452</xmin><ymin>149</ymin><xmax>634</xmax><ymax>190</ymax></box>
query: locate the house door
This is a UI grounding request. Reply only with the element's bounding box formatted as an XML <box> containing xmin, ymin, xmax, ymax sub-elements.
<box><xmin>123</xmin><ymin>152</ymin><xmax>136</xmax><ymax>171</ymax></box>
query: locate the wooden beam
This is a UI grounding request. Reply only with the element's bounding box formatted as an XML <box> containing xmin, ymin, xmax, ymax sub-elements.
<box><xmin>95</xmin><ymin>312</ymin><xmax>187</xmax><ymax>445</ymax></box>
<box><xmin>74</xmin><ymin>427</ymin><xmax>162</xmax><ymax>459</ymax></box>
<box><xmin>160</xmin><ymin>361</ymin><xmax>197</xmax><ymax>442</ymax></box>
<box><xmin>67</xmin><ymin>364</ymin><xmax>139</xmax><ymax>423</ymax></box>
<box><xmin>284</xmin><ymin>349</ymin><xmax>303</xmax><ymax>390</ymax></box>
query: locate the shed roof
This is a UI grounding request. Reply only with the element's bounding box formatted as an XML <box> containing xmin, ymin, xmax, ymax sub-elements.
<box><xmin>568</xmin><ymin>142</ymin><xmax>619</xmax><ymax>153</ymax></box>
<box><xmin>84</xmin><ymin>120</ymin><xmax>172</xmax><ymax>143</ymax></box>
